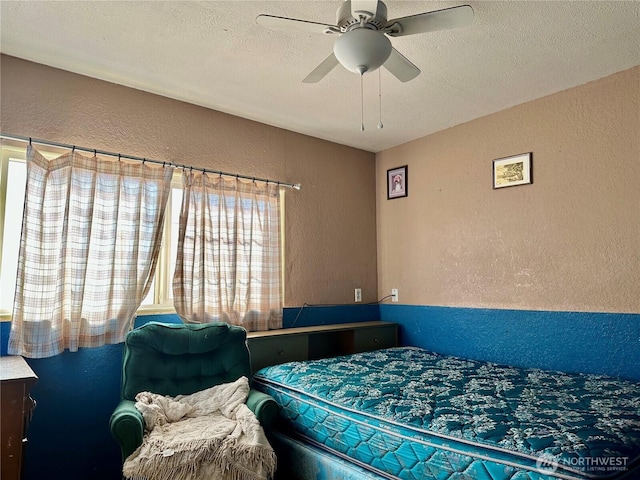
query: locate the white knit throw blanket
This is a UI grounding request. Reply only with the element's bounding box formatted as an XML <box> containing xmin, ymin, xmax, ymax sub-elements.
<box><xmin>122</xmin><ymin>377</ymin><xmax>276</xmax><ymax>480</ymax></box>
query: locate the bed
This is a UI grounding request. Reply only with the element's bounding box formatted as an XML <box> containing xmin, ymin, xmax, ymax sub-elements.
<box><xmin>253</xmin><ymin>346</ymin><xmax>640</xmax><ymax>480</ymax></box>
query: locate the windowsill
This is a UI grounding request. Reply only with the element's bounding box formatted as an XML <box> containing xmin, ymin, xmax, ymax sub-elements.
<box><xmin>136</xmin><ymin>305</ymin><xmax>178</xmax><ymax>316</ymax></box>
<box><xmin>0</xmin><ymin>305</ymin><xmax>178</xmax><ymax>323</ymax></box>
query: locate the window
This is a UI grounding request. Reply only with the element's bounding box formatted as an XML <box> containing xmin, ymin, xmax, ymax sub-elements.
<box><xmin>138</xmin><ymin>174</ymin><xmax>183</xmax><ymax>312</ymax></box>
<box><xmin>0</xmin><ymin>146</ymin><xmax>183</xmax><ymax>319</ymax></box>
<box><xmin>0</xmin><ymin>145</ymin><xmax>285</xmax><ymax>322</ymax></box>
<box><xmin>173</xmin><ymin>172</ymin><xmax>283</xmax><ymax>330</ymax></box>
<box><xmin>0</xmin><ymin>147</ymin><xmax>27</xmax><ymax>317</ymax></box>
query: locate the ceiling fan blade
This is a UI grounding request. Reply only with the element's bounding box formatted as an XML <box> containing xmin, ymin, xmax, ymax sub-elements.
<box><xmin>351</xmin><ymin>0</ymin><xmax>378</xmax><ymax>20</ymax></box>
<box><xmin>303</xmin><ymin>52</ymin><xmax>340</xmax><ymax>83</ymax></box>
<box><xmin>256</xmin><ymin>14</ymin><xmax>337</xmax><ymax>35</ymax></box>
<box><xmin>386</xmin><ymin>5</ymin><xmax>473</xmax><ymax>37</ymax></box>
<box><xmin>383</xmin><ymin>48</ymin><xmax>420</xmax><ymax>82</ymax></box>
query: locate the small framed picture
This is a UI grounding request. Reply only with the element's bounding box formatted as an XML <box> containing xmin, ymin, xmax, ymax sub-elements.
<box><xmin>387</xmin><ymin>165</ymin><xmax>408</xmax><ymax>199</ymax></box>
<box><xmin>493</xmin><ymin>152</ymin><xmax>532</xmax><ymax>189</ymax></box>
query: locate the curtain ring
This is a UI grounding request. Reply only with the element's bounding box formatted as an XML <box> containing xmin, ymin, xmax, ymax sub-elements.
<box><xmin>29</xmin><ymin>137</ymin><xmax>32</xmax><ymax>145</ymax></box>
<box><xmin>94</xmin><ymin>149</ymin><xmax>97</xmax><ymax>156</ymax></box>
<box><xmin>72</xmin><ymin>145</ymin><xmax>76</xmax><ymax>153</ymax></box>
<box><xmin>118</xmin><ymin>154</ymin><xmax>121</xmax><ymax>162</ymax></box>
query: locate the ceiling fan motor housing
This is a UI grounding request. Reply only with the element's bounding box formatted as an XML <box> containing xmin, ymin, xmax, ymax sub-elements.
<box><xmin>337</xmin><ymin>0</ymin><xmax>388</xmax><ymax>31</ymax></box>
<box><xmin>334</xmin><ymin>28</ymin><xmax>392</xmax><ymax>74</ymax></box>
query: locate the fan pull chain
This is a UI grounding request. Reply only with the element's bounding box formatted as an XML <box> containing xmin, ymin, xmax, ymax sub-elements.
<box><xmin>378</xmin><ymin>69</ymin><xmax>383</xmax><ymax>129</ymax></box>
<box><xmin>360</xmin><ymin>72</ymin><xmax>365</xmax><ymax>132</ymax></box>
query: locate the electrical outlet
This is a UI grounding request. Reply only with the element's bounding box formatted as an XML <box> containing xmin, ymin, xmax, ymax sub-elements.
<box><xmin>355</xmin><ymin>288</ymin><xmax>362</xmax><ymax>303</ymax></box>
<box><xmin>391</xmin><ymin>288</ymin><xmax>398</xmax><ymax>302</ymax></box>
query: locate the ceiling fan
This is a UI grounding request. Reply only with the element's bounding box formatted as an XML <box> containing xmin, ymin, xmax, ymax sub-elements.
<box><xmin>256</xmin><ymin>0</ymin><xmax>474</xmax><ymax>84</ymax></box>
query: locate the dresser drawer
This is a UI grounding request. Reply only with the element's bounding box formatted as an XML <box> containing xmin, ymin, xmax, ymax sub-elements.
<box><xmin>248</xmin><ymin>335</ymin><xmax>309</xmax><ymax>372</ymax></box>
<box><xmin>353</xmin><ymin>325</ymin><xmax>397</xmax><ymax>353</ymax></box>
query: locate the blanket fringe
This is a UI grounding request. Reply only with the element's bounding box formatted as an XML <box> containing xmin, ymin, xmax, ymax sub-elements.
<box><xmin>220</xmin><ymin>438</ymin><xmax>277</xmax><ymax>478</ymax></box>
<box><xmin>124</xmin><ymin>439</ymin><xmax>277</xmax><ymax>480</ymax></box>
<box><xmin>123</xmin><ymin>379</ymin><xmax>276</xmax><ymax>480</ymax></box>
<box><xmin>123</xmin><ymin>439</ymin><xmax>221</xmax><ymax>480</ymax></box>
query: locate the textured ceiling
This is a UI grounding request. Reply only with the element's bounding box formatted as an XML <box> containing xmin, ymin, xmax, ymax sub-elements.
<box><xmin>1</xmin><ymin>1</ymin><xmax>639</xmax><ymax>153</ymax></box>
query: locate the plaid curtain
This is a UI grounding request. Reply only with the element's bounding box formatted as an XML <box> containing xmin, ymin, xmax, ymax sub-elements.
<box><xmin>173</xmin><ymin>171</ymin><xmax>282</xmax><ymax>331</ymax></box>
<box><xmin>8</xmin><ymin>145</ymin><xmax>173</xmax><ymax>358</ymax></box>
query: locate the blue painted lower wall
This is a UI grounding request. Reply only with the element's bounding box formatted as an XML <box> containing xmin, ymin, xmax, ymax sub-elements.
<box><xmin>0</xmin><ymin>314</ymin><xmax>185</xmax><ymax>480</ymax></box>
<box><xmin>379</xmin><ymin>305</ymin><xmax>640</xmax><ymax>381</ymax></box>
<box><xmin>0</xmin><ymin>305</ymin><xmax>638</xmax><ymax>480</ymax></box>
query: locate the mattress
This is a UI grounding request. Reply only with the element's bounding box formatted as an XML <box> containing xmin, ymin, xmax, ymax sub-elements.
<box><xmin>253</xmin><ymin>347</ymin><xmax>640</xmax><ymax>480</ymax></box>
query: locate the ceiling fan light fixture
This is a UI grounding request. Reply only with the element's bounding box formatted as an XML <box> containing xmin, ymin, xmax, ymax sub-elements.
<box><xmin>333</xmin><ymin>28</ymin><xmax>392</xmax><ymax>74</ymax></box>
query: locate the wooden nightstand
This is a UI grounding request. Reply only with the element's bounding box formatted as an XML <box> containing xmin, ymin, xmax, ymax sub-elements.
<box><xmin>1</xmin><ymin>356</ymin><xmax>37</xmax><ymax>480</ymax></box>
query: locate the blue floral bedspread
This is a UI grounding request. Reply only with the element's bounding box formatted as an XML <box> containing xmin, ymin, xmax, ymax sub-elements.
<box><xmin>254</xmin><ymin>347</ymin><xmax>640</xmax><ymax>479</ymax></box>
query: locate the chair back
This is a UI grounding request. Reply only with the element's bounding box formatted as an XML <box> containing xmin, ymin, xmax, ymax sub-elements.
<box><xmin>121</xmin><ymin>322</ymin><xmax>251</xmax><ymax>400</ymax></box>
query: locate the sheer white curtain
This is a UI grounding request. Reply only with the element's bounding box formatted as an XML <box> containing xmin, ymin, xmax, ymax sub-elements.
<box><xmin>173</xmin><ymin>171</ymin><xmax>282</xmax><ymax>331</ymax></box>
<box><xmin>8</xmin><ymin>145</ymin><xmax>173</xmax><ymax>358</ymax></box>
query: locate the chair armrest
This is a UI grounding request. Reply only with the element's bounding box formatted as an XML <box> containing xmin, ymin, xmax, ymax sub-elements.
<box><xmin>247</xmin><ymin>388</ymin><xmax>278</xmax><ymax>429</ymax></box>
<box><xmin>109</xmin><ymin>399</ymin><xmax>144</xmax><ymax>462</ymax></box>
<box><xmin>110</xmin><ymin>390</ymin><xmax>276</xmax><ymax>462</ymax></box>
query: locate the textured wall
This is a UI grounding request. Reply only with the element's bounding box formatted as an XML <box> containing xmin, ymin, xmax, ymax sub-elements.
<box><xmin>0</xmin><ymin>54</ymin><xmax>377</xmax><ymax>306</ymax></box>
<box><xmin>376</xmin><ymin>66</ymin><xmax>640</xmax><ymax>313</ymax></box>
<box><xmin>379</xmin><ymin>305</ymin><xmax>640</xmax><ymax>381</ymax></box>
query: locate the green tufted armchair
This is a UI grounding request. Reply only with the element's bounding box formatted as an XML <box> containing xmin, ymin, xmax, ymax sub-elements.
<box><xmin>109</xmin><ymin>321</ymin><xmax>278</xmax><ymax>462</ymax></box>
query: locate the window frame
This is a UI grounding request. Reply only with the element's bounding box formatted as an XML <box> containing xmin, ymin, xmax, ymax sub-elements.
<box><xmin>1</xmin><ymin>146</ymin><xmax>27</xmax><ymax>321</ymax></box>
<box><xmin>137</xmin><ymin>171</ymin><xmax>183</xmax><ymax>315</ymax></box>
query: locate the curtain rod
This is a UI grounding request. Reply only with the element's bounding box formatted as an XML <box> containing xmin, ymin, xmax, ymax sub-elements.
<box><xmin>0</xmin><ymin>132</ymin><xmax>301</xmax><ymax>190</ymax></box>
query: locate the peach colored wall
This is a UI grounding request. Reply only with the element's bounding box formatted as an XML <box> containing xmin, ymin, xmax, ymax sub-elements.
<box><xmin>0</xmin><ymin>55</ymin><xmax>377</xmax><ymax>306</ymax></box>
<box><xmin>376</xmin><ymin>66</ymin><xmax>640</xmax><ymax>314</ymax></box>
